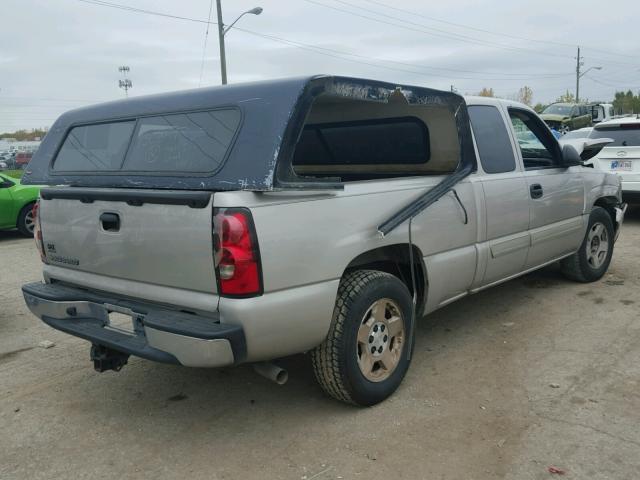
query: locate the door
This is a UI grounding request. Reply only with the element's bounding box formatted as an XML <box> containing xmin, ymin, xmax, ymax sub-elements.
<box><xmin>468</xmin><ymin>104</ymin><xmax>530</xmax><ymax>286</ymax></box>
<box><xmin>507</xmin><ymin>108</ymin><xmax>585</xmax><ymax>268</ymax></box>
<box><xmin>578</xmin><ymin>105</ymin><xmax>590</xmax><ymax>128</ymax></box>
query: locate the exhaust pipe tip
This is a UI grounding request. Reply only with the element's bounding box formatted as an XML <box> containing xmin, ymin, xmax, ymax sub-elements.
<box><xmin>253</xmin><ymin>362</ymin><xmax>288</xmax><ymax>385</ymax></box>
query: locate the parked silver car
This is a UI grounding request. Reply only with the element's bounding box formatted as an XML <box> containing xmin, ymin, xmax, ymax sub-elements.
<box><xmin>21</xmin><ymin>76</ymin><xmax>625</xmax><ymax>405</ymax></box>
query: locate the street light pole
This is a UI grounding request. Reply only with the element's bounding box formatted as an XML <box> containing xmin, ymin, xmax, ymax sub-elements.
<box><xmin>575</xmin><ymin>46</ymin><xmax>582</xmax><ymax>103</ymax></box>
<box><xmin>215</xmin><ymin>0</ymin><xmax>227</xmax><ymax>85</ymax></box>
<box><xmin>214</xmin><ymin>2</ymin><xmax>263</xmax><ymax>85</ymax></box>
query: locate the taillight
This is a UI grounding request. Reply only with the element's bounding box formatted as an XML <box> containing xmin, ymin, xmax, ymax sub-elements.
<box><xmin>213</xmin><ymin>208</ymin><xmax>262</xmax><ymax>297</ymax></box>
<box><xmin>32</xmin><ymin>200</ymin><xmax>47</xmax><ymax>264</ymax></box>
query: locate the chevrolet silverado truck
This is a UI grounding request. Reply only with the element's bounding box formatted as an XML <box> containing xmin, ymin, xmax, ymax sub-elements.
<box><xmin>21</xmin><ymin>76</ymin><xmax>625</xmax><ymax>406</ymax></box>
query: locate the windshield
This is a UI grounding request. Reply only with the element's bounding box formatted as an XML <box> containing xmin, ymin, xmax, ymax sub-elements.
<box><xmin>590</xmin><ymin>124</ymin><xmax>640</xmax><ymax>147</ymax></box>
<box><xmin>543</xmin><ymin>104</ymin><xmax>573</xmax><ymax>116</ymax></box>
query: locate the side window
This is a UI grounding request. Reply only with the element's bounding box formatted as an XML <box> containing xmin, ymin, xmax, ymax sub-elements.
<box><xmin>509</xmin><ymin>109</ymin><xmax>561</xmax><ymax>169</ymax></box>
<box><xmin>468</xmin><ymin>105</ymin><xmax>516</xmax><ymax>173</ymax></box>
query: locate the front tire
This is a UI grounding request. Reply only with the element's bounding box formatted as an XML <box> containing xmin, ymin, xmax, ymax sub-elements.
<box><xmin>17</xmin><ymin>203</ymin><xmax>36</xmax><ymax>237</ymax></box>
<box><xmin>561</xmin><ymin>206</ymin><xmax>614</xmax><ymax>282</ymax></box>
<box><xmin>311</xmin><ymin>270</ymin><xmax>413</xmax><ymax>406</ymax></box>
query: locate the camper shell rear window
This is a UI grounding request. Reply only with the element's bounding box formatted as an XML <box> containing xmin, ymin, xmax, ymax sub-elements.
<box><xmin>52</xmin><ymin>108</ymin><xmax>241</xmax><ymax>174</ymax></box>
<box><xmin>294</xmin><ymin>117</ymin><xmax>429</xmax><ymax>168</ymax></box>
<box><xmin>291</xmin><ymin>92</ymin><xmax>459</xmax><ymax>182</ymax></box>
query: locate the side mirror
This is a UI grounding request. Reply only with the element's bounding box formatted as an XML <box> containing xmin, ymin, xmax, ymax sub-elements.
<box><xmin>561</xmin><ymin>144</ymin><xmax>582</xmax><ymax>167</ymax></box>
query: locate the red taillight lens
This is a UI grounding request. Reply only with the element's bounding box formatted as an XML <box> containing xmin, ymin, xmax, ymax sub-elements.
<box><xmin>32</xmin><ymin>200</ymin><xmax>47</xmax><ymax>264</ymax></box>
<box><xmin>213</xmin><ymin>208</ymin><xmax>262</xmax><ymax>296</ymax></box>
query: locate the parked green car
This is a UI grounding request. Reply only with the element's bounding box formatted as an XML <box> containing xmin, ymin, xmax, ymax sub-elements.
<box><xmin>0</xmin><ymin>173</ymin><xmax>41</xmax><ymax>236</ymax></box>
<box><xmin>540</xmin><ymin>103</ymin><xmax>592</xmax><ymax>134</ymax></box>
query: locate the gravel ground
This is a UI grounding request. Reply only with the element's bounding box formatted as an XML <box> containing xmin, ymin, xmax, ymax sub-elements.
<box><xmin>1</xmin><ymin>209</ymin><xmax>639</xmax><ymax>480</ymax></box>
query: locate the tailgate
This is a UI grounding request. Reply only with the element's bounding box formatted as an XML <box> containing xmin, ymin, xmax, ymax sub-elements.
<box><xmin>39</xmin><ymin>188</ymin><xmax>217</xmax><ymax>294</ymax></box>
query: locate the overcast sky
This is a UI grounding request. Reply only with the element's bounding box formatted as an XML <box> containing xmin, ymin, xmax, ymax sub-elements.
<box><xmin>1</xmin><ymin>0</ymin><xmax>639</xmax><ymax>132</ymax></box>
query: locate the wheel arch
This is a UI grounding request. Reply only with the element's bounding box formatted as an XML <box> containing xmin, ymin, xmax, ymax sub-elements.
<box><xmin>593</xmin><ymin>195</ymin><xmax>619</xmax><ymax>233</ymax></box>
<box><xmin>342</xmin><ymin>244</ymin><xmax>428</xmax><ymax>316</ymax></box>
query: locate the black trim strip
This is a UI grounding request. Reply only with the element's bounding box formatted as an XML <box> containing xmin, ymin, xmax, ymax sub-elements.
<box><xmin>41</xmin><ymin>315</ymin><xmax>179</xmax><ymax>365</ymax></box>
<box><xmin>377</xmin><ymin>165</ymin><xmax>474</xmax><ymax>236</ymax></box>
<box><xmin>40</xmin><ymin>188</ymin><xmax>211</xmax><ymax>208</ymax></box>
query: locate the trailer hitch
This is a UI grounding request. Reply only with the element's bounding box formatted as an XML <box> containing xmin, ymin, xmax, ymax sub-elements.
<box><xmin>90</xmin><ymin>344</ymin><xmax>129</xmax><ymax>372</ymax></box>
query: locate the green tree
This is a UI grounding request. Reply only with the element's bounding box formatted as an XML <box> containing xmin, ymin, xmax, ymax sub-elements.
<box><xmin>0</xmin><ymin>128</ymin><xmax>48</xmax><ymax>140</ymax></box>
<box><xmin>612</xmin><ymin>90</ymin><xmax>640</xmax><ymax>114</ymax></box>
<box><xmin>555</xmin><ymin>90</ymin><xmax>576</xmax><ymax>103</ymax></box>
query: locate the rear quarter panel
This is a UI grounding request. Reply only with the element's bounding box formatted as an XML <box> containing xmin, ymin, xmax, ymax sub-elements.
<box><xmin>215</xmin><ymin>177</ymin><xmax>477</xmax><ymax>293</ymax></box>
<box><xmin>215</xmin><ymin>177</ymin><xmax>478</xmax><ymax>361</ymax></box>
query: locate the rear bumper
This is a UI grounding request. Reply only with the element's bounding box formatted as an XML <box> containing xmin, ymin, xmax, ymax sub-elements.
<box><xmin>22</xmin><ymin>282</ymin><xmax>246</xmax><ymax>367</ymax></box>
<box><xmin>621</xmin><ymin>180</ymin><xmax>640</xmax><ymax>193</ymax></box>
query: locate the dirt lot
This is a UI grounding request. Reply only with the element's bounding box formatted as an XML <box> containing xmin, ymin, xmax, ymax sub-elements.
<box><xmin>1</xmin><ymin>210</ymin><xmax>639</xmax><ymax>480</ymax></box>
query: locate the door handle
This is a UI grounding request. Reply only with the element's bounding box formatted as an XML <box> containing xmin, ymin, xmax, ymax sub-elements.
<box><xmin>530</xmin><ymin>183</ymin><xmax>543</xmax><ymax>199</ymax></box>
<box><xmin>100</xmin><ymin>212</ymin><xmax>120</xmax><ymax>232</ymax></box>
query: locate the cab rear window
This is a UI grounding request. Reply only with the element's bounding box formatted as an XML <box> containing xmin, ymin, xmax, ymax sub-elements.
<box><xmin>52</xmin><ymin>108</ymin><xmax>241</xmax><ymax>173</ymax></box>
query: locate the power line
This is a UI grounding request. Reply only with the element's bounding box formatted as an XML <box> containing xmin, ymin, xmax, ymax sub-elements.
<box><xmin>301</xmin><ymin>0</ymin><xmax>575</xmax><ymax>60</ymax></box>
<box><xmin>585</xmin><ymin>74</ymin><xmax>640</xmax><ymax>90</ymax></box>
<box><xmin>77</xmin><ymin>0</ymin><xmax>214</xmax><ymax>25</ymax></box>
<box><xmin>234</xmin><ymin>26</ymin><xmax>572</xmax><ymax>81</ymax></box>
<box><xmin>305</xmin><ymin>0</ymin><xmax>640</xmax><ymax>68</ymax></box>
<box><xmin>359</xmin><ymin>0</ymin><xmax>640</xmax><ymax>60</ymax></box>
<box><xmin>72</xmin><ymin>0</ymin><xmax>573</xmax><ymax>81</ymax></box>
<box><xmin>198</xmin><ymin>0</ymin><xmax>214</xmax><ymax>87</ymax></box>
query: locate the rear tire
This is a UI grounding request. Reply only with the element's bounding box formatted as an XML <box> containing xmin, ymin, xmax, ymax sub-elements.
<box><xmin>17</xmin><ymin>203</ymin><xmax>36</xmax><ymax>237</ymax></box>
<box><xmin>311</xmin><ymin>270</ymin><xmax>413</xmax><ymax>406</ymax></box>
<box><xmin>561</xmin><ymin>206</ymin><xmax>614</xmax><ymax>282</ymax></box>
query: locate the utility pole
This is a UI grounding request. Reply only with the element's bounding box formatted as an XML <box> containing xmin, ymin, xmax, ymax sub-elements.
<box><xmin>575</xmin><ymin>46</ymin><xmax>583</xmax><ymax>103</ymax></box>
<box><xmin>216</xmin><ymin>0</ymin><xmax>227</xmax><ymax>85</ymax></box>
<box><xmin>214</xmin><ymin>2</ymin><xmax>262</xmax><ymax>85</ymax></box>
<box><xmin>118</xmin><ymin>66</ymin><xmax>132</xmax><ymax>97</ymax></box>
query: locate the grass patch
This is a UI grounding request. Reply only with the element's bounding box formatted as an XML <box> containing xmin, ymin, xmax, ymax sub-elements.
<box><xmin>3</xmin><ymin>169</ymin><xmax>23</xmax><ymax>179</ymax></box>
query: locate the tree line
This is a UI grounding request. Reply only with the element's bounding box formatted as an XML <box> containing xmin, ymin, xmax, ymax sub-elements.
<box><xmin>0</xmin><ymin>128</ymin><xmax>48</xmax><ymax>141</ymax></box>
<box><xmin>476</xmin><ymin>86</ymin><xmax>640</xmax><ymax>114</ymax></box>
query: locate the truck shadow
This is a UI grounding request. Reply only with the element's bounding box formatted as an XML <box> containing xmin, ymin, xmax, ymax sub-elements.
<box><xmin>0</xmin><ymin>230</ymin><xmax>27</xmax><ymax>242</ymax></box>
<box><xmin>622</xmin><ymin>203</ymin><xmax>640</xmax><ymax>224</ymax></box>
<box><xmin>73</xmin><ymin>260</ymin><xmax>570</xmax><ymax>419</ymax></box>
